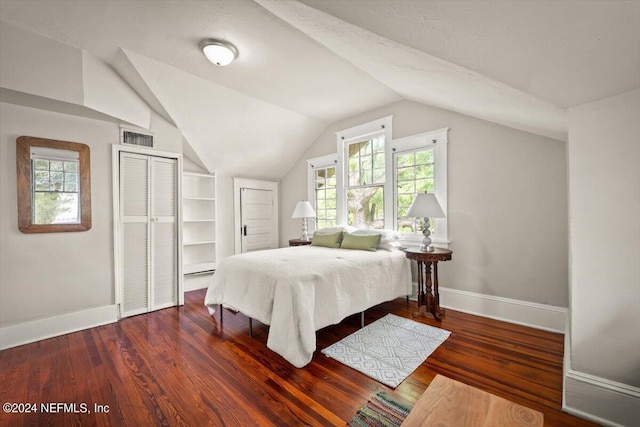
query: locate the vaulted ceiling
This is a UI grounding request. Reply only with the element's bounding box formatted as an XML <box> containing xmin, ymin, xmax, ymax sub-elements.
<box><xmin>1</xmin><ymin>0</ymin><xmax>638</xmax><ymax>179</ymax></box>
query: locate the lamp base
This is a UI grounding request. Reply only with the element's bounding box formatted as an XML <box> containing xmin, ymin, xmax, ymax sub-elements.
<box><xmin>420</xmin><ymin>217</ymin><xmax>434</xmax><ymax>252</ymax></box>
<box><xmin>300</xmin><ymin>217</ymin><xmax>310</xmax><ymax>241</ymax></box>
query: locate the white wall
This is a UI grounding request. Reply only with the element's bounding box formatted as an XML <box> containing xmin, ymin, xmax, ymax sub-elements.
<box><xmin>564</xmin><ymin>88</ymin><xmax>640</xmax><ymax>425</ymax></box>
<box><xmin>0</xmin><ymin>103</ymin><xmax>183</xmax><ymax>332</ymax></box>
<box><xmin>280</xmin><ymin>100</ymin><xmax>569</xmax><ymax>307</ymax></box>
<box><xmin>0</xmin><ymin>103</ymin><xmax>115</xmax><ymax>326</ymax></box>
<box><xmin>0</xmin><ymin>28</ymin><xmax>182</xmax><ymax>343</ymax></box>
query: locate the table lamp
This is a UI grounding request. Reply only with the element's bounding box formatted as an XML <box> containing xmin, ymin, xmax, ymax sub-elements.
<box><xmin>291</xmin><ymin>201</ymin><xmax>316</xmax><ymax>241</ymax></box>
<box><xmin>407</xmin><ymin>192</ymin><xmax>445</xmax><ymax>252</ymax></box>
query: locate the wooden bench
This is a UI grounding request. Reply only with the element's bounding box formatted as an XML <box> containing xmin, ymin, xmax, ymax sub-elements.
<box><xmin>402</xmin><ymin>374</ymin><xmax>543</xmax><ymax>426</ymax></box>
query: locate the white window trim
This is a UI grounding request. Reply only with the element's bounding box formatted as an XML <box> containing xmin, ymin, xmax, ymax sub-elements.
<box><xmin>391</xmin><ymin>127</ymin><xmax>449</xmax><ymax>245</ymax></box>
<box><xmin>307</xmin><ymin>153</ymin><xmax>338</xmax><ymax>233</ymax></box>
<box><xmin>336</xmin><ymin>116</ymin><xmax>393</xmax><ymax>228</ymax></box>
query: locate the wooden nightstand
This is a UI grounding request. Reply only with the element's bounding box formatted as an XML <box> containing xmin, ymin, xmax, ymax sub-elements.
<box><xmin>289</xmin><ymin>239</ymin><xmax>312</xmax><ymax>246</ymax></box>
<box><xmin>404</xmin><ymin>247</ymin><xmax>453</xmax><ymax>321</ymax></box>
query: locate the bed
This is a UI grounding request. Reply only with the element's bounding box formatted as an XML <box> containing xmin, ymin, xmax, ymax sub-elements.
<box><xmin>204</xmin><ymin>244</ymin><xmax>412</xmax><ymax>367</ymax></box>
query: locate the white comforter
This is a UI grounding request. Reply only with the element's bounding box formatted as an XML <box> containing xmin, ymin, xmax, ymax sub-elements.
<box><xmin>204</xmin><ymin>246</ymin><xmax>411</xmax><ymax>367</ymax></box>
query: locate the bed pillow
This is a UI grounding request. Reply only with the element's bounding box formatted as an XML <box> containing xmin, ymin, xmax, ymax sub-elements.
<box><xmin>311</xmin><ymin>231</ymin><xmax>343</xmax><ymax>248</ymax></box>
<box><xmin>352</xmin><ymin>228</ymin><xmax>399</xmax><ymax>244</ymax></box>
<box><xmin>378</xmin><ymin>241</ymin><xmax>404</xmax><ymax>251</ymax></box>
<box><xmin>340</xmin><ymin>233</ymin><xmax>380</xmax><ymax>251</ymax></box>
<box><xmin>316</xmin><ymin>225</ymin><xmax>358</xmax><ymax>234</ymax></box>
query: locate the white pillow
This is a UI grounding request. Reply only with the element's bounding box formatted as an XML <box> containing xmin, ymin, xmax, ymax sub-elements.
<box><xmin>378</xmin><ymin>241</ymin><xmax>404</xmax><ymax>251</ymax></box>
<box><xmin>316</xmin><ymin>225</ymin><xmax>358</xmax><ymax>234</ymax></box>
<box><xmin>352</xmin><ymin>228</ymin><xmax>400</xmax><ymax>244</ymax></box>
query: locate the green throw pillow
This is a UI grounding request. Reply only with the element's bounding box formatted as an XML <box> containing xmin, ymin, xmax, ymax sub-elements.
<box><xmin>340</xmin><ymin>233</ymin><xmax>380</xmax><ymax>251</ymax></box>
<box><xmin>311</xmin><ymin>231</ymin><xmax>343</xmax><ymax>248</ymax></box>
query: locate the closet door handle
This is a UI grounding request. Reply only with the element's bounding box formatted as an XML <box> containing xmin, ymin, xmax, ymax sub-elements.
<box><xmin>243</xmin><ymin>225</ymin><xmax>247</xmax><ymax>236</ymax></box>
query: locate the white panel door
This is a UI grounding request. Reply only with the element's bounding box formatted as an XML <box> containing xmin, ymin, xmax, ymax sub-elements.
<box><xmin>119</xmin><ymin>152</ymin><xmax>178</xmax><ymax>318</ymax></box>
<box><xmin>241</xmin><ymin>188</ymin><xmax>275</xmax><ymax>253</ymax></box>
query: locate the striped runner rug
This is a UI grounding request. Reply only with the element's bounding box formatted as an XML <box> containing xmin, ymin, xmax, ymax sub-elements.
<box><xmin>348</xmin><ymin>391</ymin><xmax>414</xmax><ymax>427</ymax></box>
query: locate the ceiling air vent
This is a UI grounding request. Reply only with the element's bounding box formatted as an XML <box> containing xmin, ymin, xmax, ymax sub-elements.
<box><xmin>120</xmin><ymin>129</ymin><xmax>154</xmax><ymax>148</ymax></box>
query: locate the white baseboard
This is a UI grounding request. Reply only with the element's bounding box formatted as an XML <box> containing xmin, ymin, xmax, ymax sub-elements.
<box><xmin>0</xmin><ymin>305</ymin><xmax>117</xmax><ymax>350</ymax></box>
<box><xmin>435</xmin><ymin>286</ymin><xmax>567</xmax><ymax>333</ymax></box>
<box><xmin>563</xmin><ymin>370</ymin><xmax>640</xmax><ymax>426</ymax></box>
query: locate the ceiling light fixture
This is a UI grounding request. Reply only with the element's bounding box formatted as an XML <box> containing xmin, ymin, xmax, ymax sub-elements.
<box><xmin>199</xmin><ymin>38</ymin><xmax>238</xmax><ymax>66</ymax></box>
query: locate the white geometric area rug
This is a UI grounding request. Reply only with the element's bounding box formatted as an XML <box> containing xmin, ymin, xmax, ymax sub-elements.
<box><xmin>322</xmin><ymin>314</ymin><xmax>451</xmax><ymax>388</ymax></box>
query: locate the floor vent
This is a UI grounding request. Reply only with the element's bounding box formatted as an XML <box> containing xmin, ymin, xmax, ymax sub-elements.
<box><xmin>120</xmin><ymin>129</ymin><xmax>154</xmax><ymax>148</ymax></box>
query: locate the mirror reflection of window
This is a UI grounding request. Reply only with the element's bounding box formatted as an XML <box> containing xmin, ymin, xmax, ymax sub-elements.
<box><xmin>31</xmin><ymin>147</ymin><xmax>81</xmax><ymax>225</ymax></box>
<box><xmin>16</xmin><ymin>136</ymin><xmax>91</xmax><ymax>233</ymax></box>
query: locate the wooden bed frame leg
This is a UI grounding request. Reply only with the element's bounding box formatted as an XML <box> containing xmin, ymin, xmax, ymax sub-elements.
<box><xmin>360</xmin><ymin>312</ymin><xmax>365</xmax><ymax>328</ymax></box>
<box><xmin>249</xmin><ymin>318</ymin><xmax>253</xmax><ymax>338</ymax></box>
<box><xmin>219</xmin><ymin>304</ymin><xmax>223</xmax><ymax>321</ymax></box>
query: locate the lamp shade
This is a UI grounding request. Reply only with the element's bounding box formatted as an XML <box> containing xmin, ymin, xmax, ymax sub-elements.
<box><xmin>291</xmin><ymin>201</ymin><xmax>316</xmax><ymax>218</ymax></box>
<box><xmin>200</xmin><ymin>39</ymin><xmax>238</xmax><ymax>66</ymax></box>
<box><xmin>407</xmin><ymin>193</ymin><xmax>445</xmax><ymax>218</ymax></box>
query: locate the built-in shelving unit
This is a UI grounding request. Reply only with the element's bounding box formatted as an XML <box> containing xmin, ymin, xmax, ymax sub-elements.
<box><xmin>182</xmin><ymin>171</ymin><xmax>216</xmax><ymax>275</ymax></box>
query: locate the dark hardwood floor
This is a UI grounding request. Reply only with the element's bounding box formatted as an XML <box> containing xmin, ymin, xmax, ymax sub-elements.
<box><xmin>0</xmin><ymin>289</ymin><xmax>597</xmax><ymax>426</ymax></box>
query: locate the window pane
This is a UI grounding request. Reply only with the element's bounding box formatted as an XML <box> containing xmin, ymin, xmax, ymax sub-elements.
<box><xmin>35</xmin><ymin>170</ymin><xmax>49</xmax><ymax>181</ymax></box>
<box><xmin>49</xmin><ymin>161</ymin><xmax>64</xmax><ymax>172</ymax></box>
<box><xmin>34</xmin><ymin>192</ymin><xmax>79</xmax><ymax>224</ymax></box>
<box><xmin>372</xmin><ymin>136</ymin><xmax>384</xmax><ymax>153</ymax></box>
<box><xmin>35</xmin><ymin>180</ymin><xmax>49</xmax><ymax>191</ymax></box>
<box><xmin>416</xmin><ymin>150</ymin><xmax>434</xmax><ymax>164</ymax></box>
<box><xmin>398</xmin><ymin>180</ymin><xmax>415</xmax><ymax>194</ymax></box>
<box><xmin>64</xmin><ymin>172</ymin><xmax>77</xmax><ymax>184</ymax></box>
<box><xmin>50</xmin><ymin>172</ymin><xmax>63</xmax><ymax>182</ymax></box>
<box><xmin>64</xmin><ymin>161</ymin><xmax>78</xmax><ymax>172</ymax></box>
<box><xmin>34</xmin><ymin>159</ymin><xmax>49</xmax><ymax>170</ymax></box>
<box><xmin>416</xmin><ymin>164</ymin><xmax>434</xmax><ymax>178</ymax></box>
<box><xmin>373</xmin><ymin>153</ymin><xmax>385</xmax><ymax>169</ymax></box>
<box><xmin>347</xmin><ymin>186</ymin><xmax>384</xmax><ymax>229</ymax></box>
<box><xmin>397</xmin><ymin>153</ymin><xmax>413</xmax><ymax>168</ymax></box>
<box><xmin>361</xmin><ymin>156</ymin><xmax>372</xmax><ymax>170</ymax></box>
<box><xmin>415</xmin><ymin>179</ymin><xmax>434</xmax><ymax>193</ymax></box>
<box><xmin>372</xmin><ymin>168</ymin><xmax>385</xmax><ymax>183</ymax></box>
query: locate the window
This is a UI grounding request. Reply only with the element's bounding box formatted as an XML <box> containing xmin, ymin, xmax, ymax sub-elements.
<box><xmin>32</xmin><ymin>153</ymin><xmax>81</xmax><ymax>224</ymax></box>
<box><xmin>306</xmin><ymin>118</ymin><xmax>448</xmax><ymax>243</ymax></box>
<box><xmin>307</xmin><ymin>154</ymin><xmax>338</xmax><ymax>230</ymax></box>
<box><xmin>314</xmin><ymin>166</ymin><xmax>338</xmax><ymax>229</ymax></box>
<box><xmin>391</xmin><ymin>128</ymin><xmax>448</xmax><ymax>244</ymax></box>
<box><xmin>395</xmin><ymin>148</ymin><xmax>435</xmax><ymax>233</ymax></box>
<box><xmin>346</xmin><ymin>135</ymin><xmax>385</xmax><ymax>229</ymax></box>
<box><xmin>16</xmin><ymin>136</ymin><xmax>91</xmax><ymax>233</ymax></box>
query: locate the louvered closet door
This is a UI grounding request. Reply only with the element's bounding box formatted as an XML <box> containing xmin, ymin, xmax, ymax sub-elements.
<box><xmin>120</xmin><ymin>153</ymin><xmax>150</xmax><ymax>317</ymax></box>
<box><xmin>120</xmin><ymin>152</ymin><xmax>178</xmax><ymax>318</ymax></box>
<box><xmin>150</xmin><ymin>157</ymin><xmax>177</xmax><ymax>309</ymax></box>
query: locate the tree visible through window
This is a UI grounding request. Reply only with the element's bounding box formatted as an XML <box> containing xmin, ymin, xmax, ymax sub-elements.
<box><xmin>346</xmin><ymin>135</ymin><xmax>385</xmax><ymax>229</ymax></box>
<box><xmin>32</xmin><ymin>157</ymin><xmax>80</xmax><ymax>224</ymax></box>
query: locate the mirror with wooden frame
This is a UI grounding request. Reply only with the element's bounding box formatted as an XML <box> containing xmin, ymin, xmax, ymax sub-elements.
<box><xmin>16</xmin><ymin>136</ymin><xmax>91</xmax><ymax>233</ymax></box>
